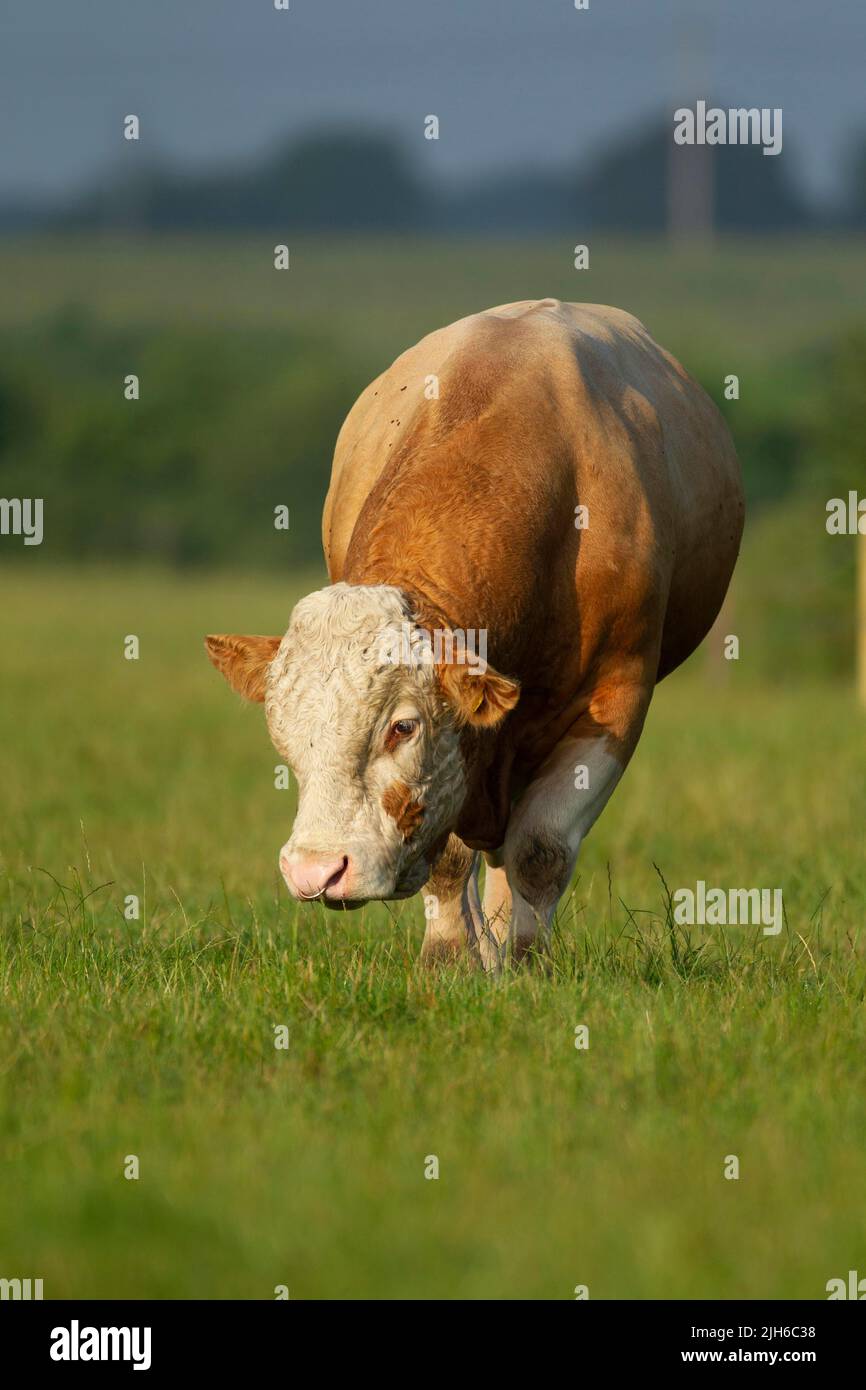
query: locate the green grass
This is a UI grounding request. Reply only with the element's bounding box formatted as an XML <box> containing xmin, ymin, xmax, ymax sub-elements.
<box><xmin>1</xmin><ymin>563</ymin><xmax>865</xmax><ymax>1299</ymax></box>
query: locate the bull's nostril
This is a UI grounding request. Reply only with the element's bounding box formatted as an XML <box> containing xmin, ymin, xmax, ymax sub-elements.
<box><xmin>324</xmin><ymin>855</ymin><xmax>350</xmax><ymax>893</ymax></box>
<box><xmin>285</xmin><ymin>851</ymin><xmax>351</xmax><ymax>900</ymax></box>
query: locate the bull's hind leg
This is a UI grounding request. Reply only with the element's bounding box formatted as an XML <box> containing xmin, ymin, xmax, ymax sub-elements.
<box><xmin>419</xmin><ymin>834</ymin><xmax>484</xmax><ymax>965</ymax></box>
<box><xmin>496</xmin><ymin>682</ymin><xmax>653</xmax><ymax>968</ymax></box>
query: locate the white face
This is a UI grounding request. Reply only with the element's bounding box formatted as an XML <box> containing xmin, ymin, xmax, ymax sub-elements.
<box><xmin>266</xmin><ymin>585</ymin><xmax>468</xmax><ymax>906</ymax></box>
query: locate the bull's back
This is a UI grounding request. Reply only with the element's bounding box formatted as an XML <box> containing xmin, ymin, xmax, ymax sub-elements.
<box><xmin>323</xmin><ymin>300</ymin><xmax>744</xmax><ymax>687</ymax></box>
<box><xmin>555</xmin><ymin>302</ymin><xmax>744</xmax><ymax>678</ymax></box>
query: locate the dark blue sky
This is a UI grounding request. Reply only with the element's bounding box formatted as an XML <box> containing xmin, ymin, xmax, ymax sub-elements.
<box><xmin>2</xmin><ymin>0</ymin><xmax>864</xmax><ymax>205</ymax></box>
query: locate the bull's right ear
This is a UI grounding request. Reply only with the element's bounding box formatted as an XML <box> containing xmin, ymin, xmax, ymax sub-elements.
<box><xmin>204</xmin><ymin>634</ymin><xmax>282</xmax><ymax>703</ymax></box>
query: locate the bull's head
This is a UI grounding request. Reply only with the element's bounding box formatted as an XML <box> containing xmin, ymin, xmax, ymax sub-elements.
<box><xmin>205</xmin><ymin>584</ymin><xmax>519</xmax><ymax>906</ymax></box>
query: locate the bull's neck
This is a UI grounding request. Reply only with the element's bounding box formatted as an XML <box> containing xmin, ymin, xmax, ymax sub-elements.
<box><xmin>343</xmin><ymin>558</ymin><xmax>461</xmax><ymax>635</ymax></box>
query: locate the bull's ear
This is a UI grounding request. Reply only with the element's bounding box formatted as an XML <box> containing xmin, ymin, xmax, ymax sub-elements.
<box><xmin>437</xmin><ymin>662</ymin><xmax>520</xmax><ymax>729</ymax></box>
<box><xmin>204</xmin><ymin>634</ymin><xmax>282</xmax><ymax>703</ymax></box>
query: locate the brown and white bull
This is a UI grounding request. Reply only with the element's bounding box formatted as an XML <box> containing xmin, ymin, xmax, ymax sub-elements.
<box><xmin>206</xmin><ymin>300</ymin><xmax>744</xmax><ymax>970</ymax></box>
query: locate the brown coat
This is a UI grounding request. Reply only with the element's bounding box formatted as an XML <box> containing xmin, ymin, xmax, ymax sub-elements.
<box><xmin>323</xmin><ymin>300</ymin><xmax>744</xmax><ymax>849</ymax></box>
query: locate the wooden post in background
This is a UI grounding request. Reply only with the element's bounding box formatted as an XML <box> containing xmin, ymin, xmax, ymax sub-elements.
<box><xmin>667</xmin><ymin>11</ymin><xmax>714</xmax><ymax>247</ymax></box>
<box><xmin>858</xmin><ymin>529</ymin><xmax>866</xmax><ymax>709</ymax></box>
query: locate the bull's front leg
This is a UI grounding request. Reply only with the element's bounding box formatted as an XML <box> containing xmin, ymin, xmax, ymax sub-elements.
<box><xmin>493</xmin><ymin>681</ymin><xmax>653</xmax><ymax>967</ymax></box>
<box><xmin>481</xmin><ymin>849</ymin><xmax>512</xmax><ymax>964</ymax></box>
<box><xmin>419</xmin><ymin>834</ymin><xmax>485</xmax><ymax>965</ymax></box>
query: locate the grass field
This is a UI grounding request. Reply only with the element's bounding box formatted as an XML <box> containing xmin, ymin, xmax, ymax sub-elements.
<box><xmin>2</xmin><ymin>563</ymin><xmax>865</xmax><ymax>1299</ymax></box>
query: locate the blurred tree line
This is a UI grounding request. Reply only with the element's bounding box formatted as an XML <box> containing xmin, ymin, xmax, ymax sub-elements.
<box><xmin>3</xmin><ymin>119</ymin><xmax>866</xmax><ymax>235</ymax></box>
<box><xmin>0</xmin><ymin>309</ymin><xmax>365</xmax><ymax>568</ymax></box>
<box><xmin>733</xmin><ymin>327</ymin><xmax>866</xmax><ymax>681</ymax></box>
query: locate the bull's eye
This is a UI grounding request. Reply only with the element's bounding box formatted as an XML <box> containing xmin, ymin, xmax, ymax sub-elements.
<box><xmin>384</xmin><ymin>717</ymin><xmax>420</xmax><ymax>754</ymax></box>
<box><xmin>391</xmin><ymin>718</ymin><xmax>418</xmax><ymax>739</ymax></box>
